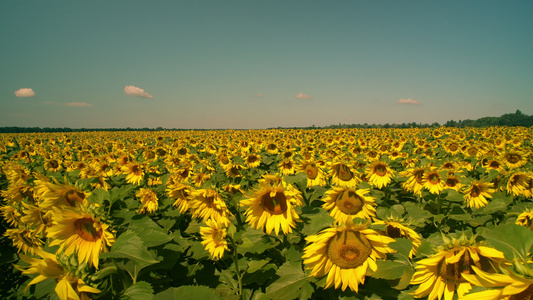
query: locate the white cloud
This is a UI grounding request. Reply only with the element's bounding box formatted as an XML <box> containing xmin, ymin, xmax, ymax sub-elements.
<box><xmin>295</xmin><ymin>92</ymin><xmax>312</xmax><ymax>100</ymax></box>
<box><xmin>14</xmin><ymin>88</ymin><xmax>35</xmax><ymax>97</ymax></box>
<box><xmin>396</xmin><ymin>98</ymin><xmax>421</xmax><ymax>105</ymax></box>
<box><xmin>124</xmin><ymin>85</ymin><xmax>153</xmax><ymax>98</ymax></box>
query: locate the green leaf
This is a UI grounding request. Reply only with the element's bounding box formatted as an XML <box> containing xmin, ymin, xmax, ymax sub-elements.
<box><xmin>389</xmin><ymin>238</ymin><xmax>413</xmax><ymax>259</ymax></box>
<box><xmin>300</xmin><ymin>207</ymin><xmax>335</xmax><ymax>236</ymax></box>
<box><xmin>265</xmin><ymin>262</ymin><xmax>312</xmax><ymax>300</ymax></box>
<box><xmin>247</xmin><ymin>259</ymin><xmax>270</xmax><ymax>274</ymax></box>
<box><xmin>475</xmin><ymin>195</ymin><xmax>509</xmax><ymax>215</ymax></box>
<box><xmin>443</xmin><ymin>190</ymin><xmax>465</xmax><ymax>203</ymax></box>
<box><xmin>373</xmin><ymin>260</ymin><xmax>408</xmax><ymax>280</ymax></box>
<box><xmin>122</xmin><ymin>281</ymin><xmax>154</xmax><ymax>300</ymax></box>
<box><xmin>188</xmin><ymin>241</ymin><xmax>210</xmax><ymax>260</ymax></box>
<box><xmin>129</xmin><ymin>216</ymin><xmax>172</xmax><ymax>247</ymax></box>
<box><xmin>238</xmin><ymin>227</ymin><xmax>277</xmax><ymax>255</ymax></box>
<box><xmin>100</xmin><ymin>230</ymin><xmax>159</xmax><ymax>270</ymax></box>
<box><xmin>87</xmin><ymin>188</ymin><xmax>108</xmax><ymax>205</ymax></box>
<box><xmin>484</xmin><ymin>223</ymin><xmax>533</xmax><ymax>262</ymax></box>
<box><xmin>154</xmin><ymin>286</ymin><xmax>221</xmax><ymax>300</ymax></box>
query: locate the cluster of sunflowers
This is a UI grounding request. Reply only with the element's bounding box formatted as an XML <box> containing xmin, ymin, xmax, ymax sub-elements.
<box><xmin>1</xmin><ymin>126</ymin><xmax>533</xmax><ymax>300</ymax></box>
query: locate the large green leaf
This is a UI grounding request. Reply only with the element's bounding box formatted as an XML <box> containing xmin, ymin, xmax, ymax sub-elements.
<box><xmin>122</xmin><ymin>281</ymin><xmax>154</xmax><ymax>300</ymax></box>
<box><xmin>300</xmin><ymin>207</ymin><xmax>335</xmax><ymax>236</ymax></box>
<box><xmin>484</xmin><ymin>223</ymin><xmax>533</xmax><ymax>262</ymax></box>
<box><xmin>373</xmin><ymin>260</ymin><xmax>408</xmax><ymax>280</ymax></box>
<box><xmin>100</xmin><ymin>230</ymin><xmax>159</xmax><ymax>270</ymax></box>
<box><xmin>128</xmin><ymin>216</ymin><xmax>173</xmax><ymax>247</ymax></box>
<box><xmin>264</xmin><ymin>262</ymin><xmax>312</xmax><ymax>300</ymax></box>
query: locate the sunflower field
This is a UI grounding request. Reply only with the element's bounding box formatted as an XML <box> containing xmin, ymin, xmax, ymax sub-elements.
<box><xmin>1</xmin><ymin>127</ymin><xmax>533</xmax><ymax>300</ymax></box>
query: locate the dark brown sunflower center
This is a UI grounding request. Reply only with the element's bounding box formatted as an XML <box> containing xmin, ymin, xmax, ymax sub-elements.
<box><xmin>327</xmin><ymin>231</ymin><xmax>372</xmax><ymax>269</ymax></box>
<box><xmin>131</xmin><ymin>165</ymin><xmax>141</xmax><ymax>174</ymax></box>
<box><xmin>247</xmin><ymin>155</ymin><xmax>258</xmax><ymax>163</ymax></box>
<box><xmin>489</xmin><ymin>161</ymin><xmax>501</xmax><ymax>169</ymax></box>
<box><xmin>74</xmin><ymin>218</ymin><xmax>102</xmax><ymax>242</ymax></box>
<box><xmin>50</xmin><ymin>160</ymin><xmax>59</xmax><ymax>169</ymax></box>
<box><xmin>261</xmin><ymin>191</ymin><xmax>287</xmax><ymax>215</ymax></box>
<box><xmin>335</xmin><ymin>190</ymin><xmax>364</xmax><ymax>215</ymax></box>
<box><xmin>374</xmin><ymin>164</ymin><xmax>387</xmax><ymax>177</ymax></box>
<box><xmin>470</xmin><ymin>185</ymin><xmax>481</xmax><ymax>197</ymax></box>
<box><xmin>449</xmin><ymin>144</ymin><xmax>458</xmax><ymax>151</ymax></box>
<box><xmin>155</xmin><ymin>148</ymin><xmax>167</xmax><ymax>156</ymax></box>
<box><xmin>446</xmin><ymin>178</ymin><xmax>459</xmax><ymax>187</ymax></box>
<box><xmin>507</xmin><ymin>154</ymin><xmax>520</xmax><ymax>164</ymax></box>
<box><xmin>65</xmin><ymin>190</ymin><xmax>85</xmax><ymax>206</ymax></box>
<box><xmin>437</xmin><ymin>250</ymin><xmax>478</xmax><ymax>282</ymax></box>
<box><xmin>282</xmin><ymin>161</ymin><xmax>293</xmax><ymax>169</ymax></box>
<box><xmin>305</xmin><ymin>165</ymin><xmax>319</xmax><ymax>180</ymax></box>
<box><xmin>385</xmin><ymin>225</ymin><xmax>405</xmax><ymax>239</ymax></box>
<box><xmin>442</xmin><ymin>162</ymin><xmax>454</xmax><ymax>169</ymax></box>
<box><xmin>178</xmin><ymin>148</ymin><xmax>187</xmax><ymax>155</ymax></box>
<box><xmin>367</xmin><ymin>150</ymin><xmax>378</xmax><ymax>158</ymax></box>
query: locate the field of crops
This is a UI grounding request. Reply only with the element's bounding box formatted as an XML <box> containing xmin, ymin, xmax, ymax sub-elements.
<box><xmin>1</xmin><ymin>127</ymin><xmax>533</xmax><ymax>300</ymax></box>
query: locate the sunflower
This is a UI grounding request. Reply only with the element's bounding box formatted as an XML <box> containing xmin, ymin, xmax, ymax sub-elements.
<box><xmin>44</xmin><ymin>158</ymin><xmax>63</xmax><ymax>173</ymax></box>
<box><xmin>136</xmin><ymin>188</ymin><xmax>159</xmax><ymax>214</ymax></box>
<box><xmin>302</xmin><ymin>222</ymin><xmax>395</xmax><ymax>292</ymax></box>
<box><xmin>47</xmin><ymin>208</ymin><xmax>115</xmax><ymax>269</ymax></box>
<box><xmin>501</xmin><ymin>150</ymin><xmax>528</xmax><ymax>169</ymax></box>
<box><xmin>278</xmin><ymin>159</ymin><xmax>296</xmax><ymax>176</ymax></box>
<box><xmin>523</xmin><ymin>173</ymin><xmax>533</xmax><ymax>198</ymax></box>
<box><xmin>516</xmin><ymin>209</ymin><xmax>533</xmax><ymax>230</ymax></box>
<box><xmin>245</xmin><ymin>153</ymin><xmax>262</xmax><ymax>168</ymax></box>
<box><xmin>423</xmin><ymin>169</ymin><xmax>446</xmax><ymax>195</ymax></box>
<box><xmin>4</xmin><ymin>227</ymin><xmax>44</xmax><ymax>255</ymax></box>
<box><xmin>410</xmin><ymin>236</ymin><xmax>505</xmax><ymax>300</ymax></box>
<box><xmin>461</xmin><ymin>265</ymin><xmax>533</xmax><ymax>300</ymax></box>
<box><xmin>189</xmin><ymin>188</ymin><xmax>233</xmax><ymax>227</ymax></box>
<box><xmin>225</xmin><ymin>163</ymin><xmax>245</xmax><ymax>178</ymax></box>
<box><xmin>329</xmin><ymin>160</ymin><xmax>361</xmax><ymax>189</ymax></box>
<box><xmin>200</xmin><ymin>219</ymin><xmax>229</xmax><ymax>260</ymax></box>
<box><xmin>506</xmin><ymin>172</ymin><xmax>530</xmax><ymax>197</ymax></box>
<box><xmin>0</xmin><ymin>204</ymin><xmax>22</xmax><ymax>227</ymax></box>
<box><xmin>298</xmin><ymin>159</ymin><xmax>327</xmax><ymax>187</ymax></box>
<box><xmin>34</xmin><ymin>179</ymin><xmax>88</xmax><ymax>211</ymax></box>
<box><xmin>365</xmin><ymin>161</ymin><xmax>395</xmax><ymax>189</ymax></box>
<box><xmin>444</xmin><ymin>173</ymin><xmax>463</xmax><ymax>192</ymax></box>
<box><xmin>322</xmin><ymin>187</ymin><xmax>376</xmax><ymax>224</ymax></box>
<box><xmin>15</xmin><ymin>249</ymin><xmax>101</xmax><ymax>300</ymax></box>
<box><xmin>463</xmin><ymin>180</ymin><xmax>495</xmax><ymax>209</ymax></box>
<box><xmin>483</xmin><ymin>158</ymin><xmax>505</xmax><ymax>173</ymax></box>
<box><xmin>223</xmin><ymin>184</ymin><xmax>244</xmax><ymax>196</ymax></box>
<box><xmin>373</xmin><ymin>218</ymin><xmax>421</xmax><ymax>258</ymax></box>
<box><xmin>240</xmin><ymin>181</ymin><xmax>302</xmax><ymax>235</ymax></box>
<box><xmin>121</xmin><ymin>162</ymin><xmax>145</xmax><ymax>185</ymax></box>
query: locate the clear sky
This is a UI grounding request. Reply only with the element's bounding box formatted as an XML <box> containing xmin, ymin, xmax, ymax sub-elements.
<box><xmin>1</xmin><ymin>1</ymin><xmax>532</xmax><ymax>129</ymax></box>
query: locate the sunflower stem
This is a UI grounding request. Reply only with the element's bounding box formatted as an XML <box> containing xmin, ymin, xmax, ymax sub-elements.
<box><xmin>228</xmin><ymin>236</ymin><xmax>243</xmax><ymax>298</ymax></box>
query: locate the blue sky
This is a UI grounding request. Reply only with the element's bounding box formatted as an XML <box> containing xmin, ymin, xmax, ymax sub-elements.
<box><xmin>1</xmin><ymin>1</ymin><xmax>532</xmax><ymax>129</ymax></box>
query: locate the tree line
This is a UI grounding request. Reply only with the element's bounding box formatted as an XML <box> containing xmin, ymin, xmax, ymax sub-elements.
<box><xmin>1</xmin><ymin>110</ymin><xmax>531</xmax><ymax>133</ymax></box>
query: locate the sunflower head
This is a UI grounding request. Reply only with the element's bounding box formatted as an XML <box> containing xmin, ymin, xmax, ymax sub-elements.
<box><xmin>302</xmin><ymin>223</ymin><xmax>395</xmax><ymax>292</ymax></box>
<box><xmin>240</xmin><ymin>182</ymin><xmax>302</xmax><ymax>235</ymax></box>
<box><xmin>322</xmin><ymin>187</ymin><xmax>376</xmax><ymax>225</ymax></box>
